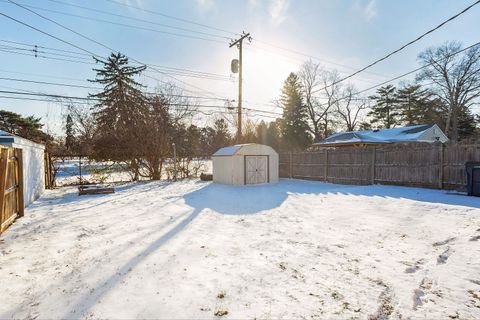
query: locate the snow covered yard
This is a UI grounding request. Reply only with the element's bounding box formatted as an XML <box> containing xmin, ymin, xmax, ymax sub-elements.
<box><xmin>1</xmin><ymin>179</ymin><xmax>479</xmax><ymax>319</ymax></box>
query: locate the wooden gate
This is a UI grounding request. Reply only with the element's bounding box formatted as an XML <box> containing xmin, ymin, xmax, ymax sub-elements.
<box><xmin>0</xmin><ymin>148</ymin><xmax>24</xmax><ymax>234</ymax></box>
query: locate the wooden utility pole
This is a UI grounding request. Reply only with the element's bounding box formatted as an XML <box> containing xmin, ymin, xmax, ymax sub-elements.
<box><xmin>229</xmin><ymin>31</ymin><xmax>251</xmax><ymax>141</ymax></box>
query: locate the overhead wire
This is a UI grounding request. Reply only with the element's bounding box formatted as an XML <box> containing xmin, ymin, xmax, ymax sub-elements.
<box><xmin>44</xmin><ymin>0</ymin><xmax>231</xmax><ymax>41</ymax></box>
<box><xmin>103</xmin><ymin>0</ymin><xmax>238</xmax><ymax>37</ymax></box>
<box><xmin>2</xmin><ymin>2</ymin><xmax>227</xmax><ymax>99</ymax></box>
<box><xmin>311</xmin><ymin>0</ymin><xmax>480</xmax><ymax>93</ymax></box>
<box><xmin>0</xmin><ymin>2</ymin><xmax>229</xmax><ymax>44</ymax></box>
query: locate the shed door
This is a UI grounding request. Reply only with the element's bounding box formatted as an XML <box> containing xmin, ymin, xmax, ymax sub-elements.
<box><xmin>245</xmin><ymin>156</ymin><xmax>268</xmax><ymax>184</ymax></box>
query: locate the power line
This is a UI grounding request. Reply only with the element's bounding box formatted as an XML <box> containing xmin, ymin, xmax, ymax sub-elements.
<box><xmin>0</xmin><ymin>47</ymin><xmax>94</xmax><ymax>65</ymax></box>
<box><xmin>0</xmin><ymin>68</ymin><xmax>90</xmax><ymax>82</ymax></box>
<box><xmin>2</xmin><ymin>2</ymin><xmax>229</xmax><ymax>44</ymax></box>
<box><xmin>4</xmin><ymin>1</ymin><xmax>230</xmax><ymax>99</ymax></box>
<box><xmin>103</xmin><ymin>0</ymin><xmax>238</xmax><ymax>36</ymax></box>
<box><xmin>0</xmin><ymin>90</ymin><xmax>281</xmax><ymax>116</ymax></box>
<box><xmin>44</xmin><ymin>0</ymin><xmax>231</xmax><ymax>41</ymax></box>
<box><xmin>100</xmin><ymin>0</ymin><xmax>389</xmax><ymax>79</ymax></box>
<box><xmin>312</xmin><ymin>0</ymin><xmax>480</xmax><ymax>93</ymax></box>
<box><xmin>0</xmin><ymin>40</ymin><xmax>233</xmax><ymax>81</ymax></box>
<box><xmin>0</xmin><ymin>76</ymin><xmax>99</xmax><ymax>89</ymax></box>
<box><xmin>314</xmin><ymin>41</ymin><xmax>480</xmax><ymax>109</ymax></box>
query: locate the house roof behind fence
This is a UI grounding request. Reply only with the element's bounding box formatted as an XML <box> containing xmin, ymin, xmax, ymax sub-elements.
<box><xmin>313</xmin><ymin>124</ymin><xmax>446</xmax><ymax>146</ymax></box>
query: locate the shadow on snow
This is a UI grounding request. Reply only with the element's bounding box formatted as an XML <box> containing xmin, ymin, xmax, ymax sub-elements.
<box><xmin>3</xmin><ymin>178</ymin><xmax>479</xmax><ymax>318</ymax></box>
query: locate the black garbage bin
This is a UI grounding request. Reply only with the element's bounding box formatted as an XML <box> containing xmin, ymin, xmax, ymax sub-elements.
<box><xmin>465</xmin><ymin>161</ymin><xmax>480</xmax><ymax>196</ymax></box>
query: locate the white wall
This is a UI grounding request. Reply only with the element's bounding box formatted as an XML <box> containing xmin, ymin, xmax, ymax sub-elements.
<box><xmin>213</xmin><ymin>156</ymin><xmax>244</xmax><ymax>185</ymax></box>
<box><xmin>213</xmin><ymin>144</ymin><xmax>279</xmax><ymax>185</ymax></box>
<box><xmin>1</xmin><ymin>137</ymin><xmax>45</xmax><ymax>207</ymax></box>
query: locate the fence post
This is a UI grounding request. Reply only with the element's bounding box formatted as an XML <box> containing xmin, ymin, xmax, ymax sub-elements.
<box><xmin>0</xmin><ymin>148</ymin><xmax>9</xmax><ymax>229</ymax></box>
<box><xmin>289</xmin><ymin>151</ymin><xmax>293</xmax><ymax>179</ymax></box>
<box><xmin>15</xmin><ymin>149</ymin><xmax>24</xmax><ymax>217</ymax></box>
<box><xmin>438</xmin><ymin>143</ymin><xmax>444</xmax><ymax>189</ymax></box>
<box><xmin>324</xmin><ymin>149</ymin><xmax>328</xmax><ymax>182</ymax></box>
<box><xmin>371</xmin><ymin>146</ymin><xmax>376</xmax><ymax>185</ymax></box>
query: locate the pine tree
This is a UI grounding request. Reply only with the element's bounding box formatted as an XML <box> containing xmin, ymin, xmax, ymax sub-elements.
<box><xmin>457</xmin><ymin>106</ymin><xmax>477</xmax><ymax>140</ymax></box>
<box><xmin>266</xmin><ymin>120</ymin><xmax>282</xmax><ymax>150</ymax></box>
<box><xmin>211</xmin><ymin>119</ymin><xmax>231</xmax><ymax>151</ymax></box>
<box><xmin>256</xmin><ymin>121</ymin><xmax>268</xmax><ymax>144</ymax></box>
<box><xmin>279</xmin><ymin>73</ymin><xmax>312</xmax><ymax>150</ymax></box>
<box><xmin>0</xmin><ymin>109</ymin><xmax>49</xmax><ymax>143</ymax></box>
<box><xmin>89</xmin><ymin>53</ymin><xmax>147</xmax><ymax>172</ymax></box>
<box><xmin>368</xmin><ymin>85</ymin><xmax>400</xmax><ymax>129</ymax></box>
<box><xmin>65</xmin><ymin>113</ymin><xmax>75</xmax><ymax>153</ymax></box>
<box><xmin>396</xmin><ymin>84</ymin><xmax>436</xmax><ymax>126</ymax></box>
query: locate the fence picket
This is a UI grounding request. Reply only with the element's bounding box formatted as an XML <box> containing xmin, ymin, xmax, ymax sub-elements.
<box><xmin>279</xmin><ymin>143</ymin><xmax>474</xmax><ymax>190</ymax></box>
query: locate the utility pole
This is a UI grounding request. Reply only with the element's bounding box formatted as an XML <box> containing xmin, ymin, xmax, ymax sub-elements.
<box><xmin>229</xmin><ymin>31</ymin><xmax>251</xmax><ymax>141</ymax></box>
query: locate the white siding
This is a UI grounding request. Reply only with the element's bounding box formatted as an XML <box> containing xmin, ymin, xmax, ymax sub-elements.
<box><xmin>1</xmin><ymin>137</ymin><xmax>45</xmax><ymax>207</ymax></box>
<box><xmin>419</xmin><ymin>124</ymin><xmax>449</xmax><ymax>143</ymax></box>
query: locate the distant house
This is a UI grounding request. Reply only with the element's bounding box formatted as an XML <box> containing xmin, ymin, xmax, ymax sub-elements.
<box><xmin>311</xmin><ymin>124</ymin><xmax>448</xmax><ymax>149</ymax></box>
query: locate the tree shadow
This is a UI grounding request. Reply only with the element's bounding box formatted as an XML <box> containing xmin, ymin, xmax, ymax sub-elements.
<box><xmin>4</xmin><ymin>179</ymin><xmax>479</xmax><ymax>318</ymax></box>
<box><xmin>184</xmin><ymin>179</ymin><xmax>480</xmax><ymax>212</ymax></box>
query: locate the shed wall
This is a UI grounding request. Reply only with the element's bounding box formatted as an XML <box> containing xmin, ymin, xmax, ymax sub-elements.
<box><xmin>1</xmin><ymin>138</ymin><xmax>45</xmax><ymax>207</ymax></box>
<box><xmin>269</xmin><ymin>153</ymin><xmax>279</xmax><ymax>183</ymax></box>
<box><xmin>213</xmin><ymin>156</ymin><xmax>244</xmax><ymax>185</ymax></box>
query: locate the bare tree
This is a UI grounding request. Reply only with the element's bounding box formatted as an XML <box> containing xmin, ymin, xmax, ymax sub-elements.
<box><xmin>63</xmin><ymin>104</ymin><xmax>97</xmax><ymax>155</ymax></box>
<box><xmin>299</xmin><ymin>61</ymin><xmax>342</xmax><ymax>140</ymax></box>
<box><xmin>335</xmin><ymin>85</ymin><xmax>368</xmax><ymax>131</ymax></box>
<box><xmin>417</xmin><ymin>41</ymin><xmax>480</xmax><ymax>141</ymax></box>
<box><xmin>138</xmin><ymin>84</ymin><xmax>198</xmax><ymax>180</ymax></box>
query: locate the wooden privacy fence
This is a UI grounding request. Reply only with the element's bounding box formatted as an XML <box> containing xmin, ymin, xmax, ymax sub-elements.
<box><xmin>279</xmin><ymin>143</ymin><xmax>480</xmax><ymax>190</ymax></box>
<box><xmin>0</xmin><ymin>148</ymin><xmax>24</xmax><ymax>234</ymax></box>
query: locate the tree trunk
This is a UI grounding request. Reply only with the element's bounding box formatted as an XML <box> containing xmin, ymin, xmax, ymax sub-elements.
<box><xmin>450</xmin><ymin>104</ymin><xmax>459</xmax><ymax>142</ymax></box>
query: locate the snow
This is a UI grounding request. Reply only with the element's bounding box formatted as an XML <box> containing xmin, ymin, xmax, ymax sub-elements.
<box><xmin>55</xmin><ymin>159</ymin><xmax>213</xmax><ymax>186</ymax></box>
<box><xmin>1</xmin><ymin>179</ymin><xmax>479</xmax><ymax>319</ymax></box>
<box><xmin>313</xmin><ymin>124</ymin><xmax>445</xmax><ymax>146</ymax></box>
<box><xmin>213</xmin><ymin>145</ymin><xmax>244</xmax><ymax>156</ymax></box>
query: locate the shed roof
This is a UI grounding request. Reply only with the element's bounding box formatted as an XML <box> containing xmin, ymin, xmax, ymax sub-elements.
<box><xmin>213</xmin><ymin>143</ymin><xmax>277</xmax><ymax>156</ymax></box>
<box><xmin>313</xmin><ymin>124</ymin><xmax>446</xmax><ymax>147</ymax></box>
<box><xmin>0</xmin><ymin>129</ymin><xmax>45</xmax><ymax>149</ymax></box>
<box><xmin>213</xmin><ymin>144</ymin><xmax>244</xmax><ymax>156</ymax></box>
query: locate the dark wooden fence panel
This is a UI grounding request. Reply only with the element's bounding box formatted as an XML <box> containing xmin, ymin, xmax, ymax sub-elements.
<box><xmin>280</xmin><ymin>143</ymin><xmax>480</xmax><ymax>191</ymax></box>
<box><xmin>442</xmin><ymin>144</ymin><xmax>480</xmax><ymax>189</ymax></box>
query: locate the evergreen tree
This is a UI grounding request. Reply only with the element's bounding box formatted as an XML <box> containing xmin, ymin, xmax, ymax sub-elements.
<box><xmin>89</xmin><ymin>53</ymin><xmax>147</xmax><ymax>176</ymax></box>
<box><xmin>256</xmin><ymin>121</ymin><xmax>268</xmax><ymax>144</ymax></box>
<box><xmin>457</xmin><ymin>106</ymin><xmax>477</xmax><ymax>140</ymax></box>
<box><xmin>368</xmin><ymin>85</ymin><xmax>400</xmax><ymax>129</ymax></box>
<box><xmin>266</xmin><ymin>120</ymin><xmax>282</xmax><ymax>150</ymax></box>
<box><xmin>0</xmin><ymin>109</ymin><xmax>49</xmax><ymax>143</ymax></box>
<box><xmin>279</xmin><ymin>73</ymin><xmax>312</xmax><ymax>150</ymax></box>
<box><xmin>211</xmin><ymin>119</ymin><xmax>231</xmax><ymax>151</ymax></box>
<box><xmin>395</xmin><ymin>84</ymin><xmax>441</xmax><ymax>126</ymax></box>
<box><xmin>65</xmin><ymin>113</ymin><xmax>75</xmax><ymax>153</ymax></box>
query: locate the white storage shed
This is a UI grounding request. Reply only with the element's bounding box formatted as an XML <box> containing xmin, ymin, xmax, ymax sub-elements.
<box><xmin>0</xmin><ymin>130</ymin><xmax>45</xmax><ymax>207</ymax></box>
<box><xmin>212</xmin><ymin>143</ymin><xmax>279</xmax><ymax>185</ymax></box>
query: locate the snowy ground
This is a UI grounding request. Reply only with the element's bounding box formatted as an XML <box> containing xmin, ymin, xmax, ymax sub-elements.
<box><xmin>1</xmin><ymin>179</ymin><xmax>480</xmax><ymax>319</ymax></box>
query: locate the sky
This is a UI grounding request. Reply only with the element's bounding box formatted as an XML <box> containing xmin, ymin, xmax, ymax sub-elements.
<box><xmin>1</xmin><ymin>0</ymin><xmax>479</xmax><ymax>136</ymax></box>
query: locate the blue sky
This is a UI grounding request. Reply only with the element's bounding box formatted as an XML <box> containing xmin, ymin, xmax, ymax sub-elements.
<box><xmin>1</xmin><ymin>0</ymin><xmax>479</xmax><ymax>135</ymax></box>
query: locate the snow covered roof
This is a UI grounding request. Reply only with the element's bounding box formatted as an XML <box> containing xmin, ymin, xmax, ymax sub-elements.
<box><xmin>213</xmin><ymin>143</ymin><xmax>278</xmax><ymax>156</ymax></box>
<box><xmin>0</xmin><ymin>129</ymin><xmax>45</xmax><ymax>149</ymax></box>
<box><xmin>213</xmin><ymin>144</ymin><xmax>244</xmax><ymax>156</ymax></box>
<box><xmin>313</xmin><ymin>124</ymin><xmax>448</xmax><ymax>147</ymax></box>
